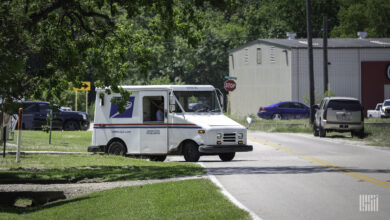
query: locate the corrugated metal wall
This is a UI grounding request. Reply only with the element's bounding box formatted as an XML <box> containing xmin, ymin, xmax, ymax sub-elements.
<box><xmin>229</xmin><ymin>43</ymin><xmax>291</xmax><ymax>117</ymax></box>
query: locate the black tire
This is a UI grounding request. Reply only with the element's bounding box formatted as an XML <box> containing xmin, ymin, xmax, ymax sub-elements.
<box><xmin>149</xmin><ymin>155</ymin><xmax>167</xmax><ymax>162</ymax></box>
<box><xmin>183</xmin><ymin>141</ymin><xmax>200</xmax><ymax>162</ymax></box>
<box><xmin>63</xmin><ymin>120</ymin><xmax>80</xmax><ymax>131</ymax></box>
<box><xmin>319</xmin><ymin>125</ymin><xmax>326</xmax><ymax>137</ymax></box>
<box><xmin>272</xmin><ymin>113</ymin><xmax>282</xmax><ymax>120</ymax></box>
<box><xmin>313</xmin><ymin>124</ymin><xmax>319</xmax><ymax>137</ymax></box>
<box><xmin>108</xmin><ymin>141</ymin><xmax>126</xmax><ymax>156</ymax></box>
<box><xmin>219</xmin><ymin>152</ymin><xmax>235</xmax><ymax>161</ymax></box>
<box><xmin>358</xmin><ymin>128</ymin><xmax>365</xmax><ymax>139</ymax></box>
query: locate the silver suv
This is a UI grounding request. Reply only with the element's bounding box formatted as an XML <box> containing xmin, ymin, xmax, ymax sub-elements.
<box><xmin>313</xmin><ymin>97</ymin><xmax>364</xmax><ymax>138</ymax></box>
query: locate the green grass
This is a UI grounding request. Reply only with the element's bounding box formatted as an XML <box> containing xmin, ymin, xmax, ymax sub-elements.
<box><xmin>0</xmin><ymin>179</ymin><xmax>250</xmax><ymax>220</ymax></box>
<box><xmin>0</xmin><ymin>154</ymin><xmax>204</xmax><ymax>183</ymax></box>
<box><xmin>232</xmin><ymin>115</ymin><xmax>390</xmax><ymax>147</ymax></box>
<box><xmin>7</xmin><ymin>130</ymin><xmax>91</xmax><ymax>152</ymax></box>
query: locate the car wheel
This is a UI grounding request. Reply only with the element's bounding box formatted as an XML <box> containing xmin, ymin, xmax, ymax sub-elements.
<box><xmin>63</xmin><ymin>120</ymin><xmax>80</xmax><ymax>131</ymax></box>
<box><xmin>149</xmin><ymin>155</ymin><xmax>167</xmax><ymax>162</ymax></box>
<box><xmin>183</xmin><ymin>141</ymin><xmax>200</xmax><ymax>162</ymax></box>
<box><xmin>108</xmin><ymin>141</ymin><xmax>126</xmax><ymax>156</ymax></box>
<box><xmin>272</xmin><ymin>113</ymin><xmax>282</xmax><ymax>120</ymax></box>
<box><xmin>319</xmin><ymin>125</ymin><xmax>326</xmax><ymax>137</ymax></box>
<box><xmin>218</xmin><ymin>152</ymin><xmax>235</xmax><ymax>161</ymax></box>
<box><xmin>358</xmin><ymin>128</ymin><xmax>364</xmax><ymax>139</ymax></box>
<box><xmin>313</xmin><ymin>124</ymin><xmax>319</xmax><ymax>137</ymax></box>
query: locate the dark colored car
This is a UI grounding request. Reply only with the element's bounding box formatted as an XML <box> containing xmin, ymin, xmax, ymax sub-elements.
<box><xmin>257</xmin><ymin>101</ymin><xmax>310</xmax><ymax>120</ymax></box>
<box><xmin>18</xmin><ymin>101</ymin><xmax>89</xmax><ymax>130</ymax></box>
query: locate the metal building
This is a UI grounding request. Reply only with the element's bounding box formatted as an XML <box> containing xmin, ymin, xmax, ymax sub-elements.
<box><xmin>228</xmin><ymin>35</ymin><xmax>390</xmax><ymax>117</ymax></box>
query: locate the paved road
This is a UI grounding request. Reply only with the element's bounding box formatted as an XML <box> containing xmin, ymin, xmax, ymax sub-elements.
<box><xmin>169</xmin><ymin>132</ymin><xmax>390</xmax><ymax>220</ymax></box>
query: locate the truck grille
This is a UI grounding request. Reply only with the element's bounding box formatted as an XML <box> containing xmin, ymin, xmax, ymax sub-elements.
<box><xmin>223</xmin><ymin>133</ymin><xmax>236</xmax><ymax>142</ymax></box>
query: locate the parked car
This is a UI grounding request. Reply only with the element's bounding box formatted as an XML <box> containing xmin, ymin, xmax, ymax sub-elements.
<box><xmin>313</xmin><ymin>97</ymin><xmax>364</xmax><ymax>138</ymax></box>
<box><xmin>380</xmin><ymin>99</ymin><xmax>390</xmax><ymax>118</ymax></box>
<box><xmin>257</xmin><ymin>101</ymin><xmax>310</xmax><ymax>120</ymax></box>
<box><xmin>17</xmin><ymin>101</ymin><xmax>89</xmax><ymax>130</ymax></box>
<box><xmin>367</xmin><ymin>103</ymin><xmax>382</xmax><ymax>118</ymax></box>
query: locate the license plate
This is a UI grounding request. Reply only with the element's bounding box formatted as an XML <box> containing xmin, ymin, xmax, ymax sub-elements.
<box><xmin>337</xmin><ymin>115</ymin><xmax>350</xmax><ymax>121</ymax></box>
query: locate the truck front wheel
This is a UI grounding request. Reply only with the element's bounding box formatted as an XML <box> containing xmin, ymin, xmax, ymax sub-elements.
<box><xmin>183</xmin><ymin>142</ymin><xmax>200</xmax><ymax>162</ymax></box>
<box><xmin>219</xmin><ymin>152</ymin><xmax>235</xmax><ymax>161</ymax></box>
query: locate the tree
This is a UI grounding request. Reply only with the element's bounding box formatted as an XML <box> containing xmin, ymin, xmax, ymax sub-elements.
<box><xmin>331</xmin><ymin>0</ymin><xmax>390</xmax><ymax>38</ymax></box>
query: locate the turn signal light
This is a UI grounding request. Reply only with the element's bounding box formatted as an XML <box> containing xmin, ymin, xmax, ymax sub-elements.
<box><xmin>198</xmin><ymin>130</ymin><xmax>205</xmax><ymax>134</ymax></box>
<box><xmin>238</xmin><ymin>141</ymin><xmax>243</xmax><ymax>145</ymax></box>
<box><xmin>217</xmin><ymin>141</ymin><xmax>222</xmax><ymax>145</ymax></box>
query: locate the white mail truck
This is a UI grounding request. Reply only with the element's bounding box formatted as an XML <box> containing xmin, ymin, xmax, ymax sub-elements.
<box><xmin>88</xmin><ymin>85</ymin><xmax>252</xmax><ymax>162</ymax></box>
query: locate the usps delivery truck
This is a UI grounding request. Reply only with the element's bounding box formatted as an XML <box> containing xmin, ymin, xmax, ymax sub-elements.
<box><xmin>88</xmin><ymin>85</ymin><xmax>252</xmax><ymax>162</ymax></box>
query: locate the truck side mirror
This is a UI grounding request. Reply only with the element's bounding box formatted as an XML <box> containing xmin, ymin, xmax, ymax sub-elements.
<box><xmin>169</xmin><ymin>93</ymin><xmax>176</xmax><ymax>112</ymax></box>
<box><xmin>219</xmin><ymin>94</ymin><xmax>224</xmax><ymax>108</ymax></box>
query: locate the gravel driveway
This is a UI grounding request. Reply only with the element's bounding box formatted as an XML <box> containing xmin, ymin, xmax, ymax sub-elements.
<box><xmin>0</xmin><ymin>176</ymin><xmax>204</xmax><ymax>199</ymax></box>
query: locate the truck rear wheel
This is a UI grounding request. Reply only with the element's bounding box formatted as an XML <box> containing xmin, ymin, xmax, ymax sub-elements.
<box><xmin>108</xmin><ymin>141</ymin><xmax>126</xmax><ymax>156</ymax></box>
<box><xmin>183</xmin><ymin>142</ymin><xmax>200</xmax><ymax>162</ymax></box>
<box><xmin>63</xmin><ymin>120</ymin><xmax>80</xmax><ymax>131</ymax></box>
<box><xmin>319</xmin><ymin>125</ymin><xmax>326</xmax><ymax>137</ymax></box>
<box><xmin>313</xmin><ymin>124</ymin><xmax>319</xmax><ymax>137</ymax></box>
<box><xmin>219</xmin><ymin>152</ymin><xmax>235</xmax><ymax>161</ymax></box>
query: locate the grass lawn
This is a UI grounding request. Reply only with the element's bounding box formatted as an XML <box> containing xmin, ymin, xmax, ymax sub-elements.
<box><xmin>233</xmin><ymin>116</ymin><xmax>390</xmax><ymax>147</ymax></box>
<box><xmin>0</xmin><ymin>179</ymin><xmax>250</xmax><ymax>220</ymax></box>
<box><xmin>0</xmin><ymin>154</ymin><xmax>204</xmax><ymax>183</ymax></box>
<box><xmin>7</xmin><ymin>130</ymin><xmax>91</xmax><ymax>152</ymax></box>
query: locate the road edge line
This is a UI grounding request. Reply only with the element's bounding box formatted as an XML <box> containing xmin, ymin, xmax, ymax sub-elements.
<box><xmin>198</xmin><ymin>162</ymin><xmax>262</xmax><ymax>220</ymax></box>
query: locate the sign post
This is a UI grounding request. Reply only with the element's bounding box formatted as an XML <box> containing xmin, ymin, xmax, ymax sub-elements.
<box><xmin>16</xmin><ymin>108</ymin><xmax>23</xmax><ymax>163</ymax></box>
<box><xmin>73</xmin><ymin>81</ymin><xmax>91</xmax><ymax>113</ymax></box>
<box><xmin>224</xmin><ymin>79</ymin><xmax>237</xmax><ymax>115</ymax></box>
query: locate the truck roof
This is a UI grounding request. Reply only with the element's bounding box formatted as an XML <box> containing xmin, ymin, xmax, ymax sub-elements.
<box><xmin>96</xmin><ymin>85</ymin><xmax>216</xmax><ymax>92</ymax></box>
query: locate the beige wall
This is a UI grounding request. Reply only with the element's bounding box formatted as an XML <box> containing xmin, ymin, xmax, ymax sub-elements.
<box><xmin>229</xmin><ymin>43</ymin><xmax>292</xmax><ymax>117</ymax></box>
<box><xmin>292</xmin><ymin>48</ymin><xmax>390</xmax><ymax>104</ymax></box>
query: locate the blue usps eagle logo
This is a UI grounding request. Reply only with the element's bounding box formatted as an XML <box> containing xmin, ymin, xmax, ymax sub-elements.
<box><xmin>109</xmin><ymin>97</ymin><xmax>135</xmax><ymax>118</ymax></box>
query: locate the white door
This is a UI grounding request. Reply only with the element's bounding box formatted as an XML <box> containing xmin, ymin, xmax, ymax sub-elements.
<box><xmin>140</xmin><ymin>91</ymin><xmax>168</xmax><ymax>154</ymax></box>
<box><xmin>385</xmin><ymin>85</ymin><xmax>390</xmax><ymax>100</ymax></box>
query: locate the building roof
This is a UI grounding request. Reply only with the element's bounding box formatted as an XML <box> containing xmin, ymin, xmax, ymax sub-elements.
<box><xmin>229</xmin><ymin>38</ymin><xmax>390</xmax><ymax>53</ymax></box>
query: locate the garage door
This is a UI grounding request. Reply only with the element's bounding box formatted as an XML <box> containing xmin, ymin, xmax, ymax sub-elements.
<box><xmin>385</xmin><ymin>85</ymin><xmax>390</xmax><ymax>100</ymax></box>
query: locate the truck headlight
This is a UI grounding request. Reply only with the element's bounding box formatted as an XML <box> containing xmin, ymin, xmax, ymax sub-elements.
<box><xmin>81</xmin><ymin>114</ymin><xmax>87</xmax><ymax>120</ymax></box>
<box><xmin>237</xmin><ymin>133</ymin><xmax>244</xmax><ymax>139</ymax></box>
<box><xmin>217</xmin><ymin>133</ymin><xmax>222</xmax><ymax>139</ymax></box>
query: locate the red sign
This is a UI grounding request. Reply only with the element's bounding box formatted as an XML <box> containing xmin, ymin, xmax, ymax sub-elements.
<box><xmin>224</xmin><ymin>80</ymin><xmax>236</xmax><ymax>92</ymax></box>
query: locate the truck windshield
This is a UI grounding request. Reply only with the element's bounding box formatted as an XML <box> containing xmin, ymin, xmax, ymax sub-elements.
<box><xmin>173</xmin><ymin>91</ymin><xmax>221</xmax><ymax>113</ymax></box>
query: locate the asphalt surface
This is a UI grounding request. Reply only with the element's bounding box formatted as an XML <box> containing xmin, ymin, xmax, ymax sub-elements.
<box><xmin>169</xmin><ymin>132</ymin><xmax>390</xmax><ymax>220</ymax></box>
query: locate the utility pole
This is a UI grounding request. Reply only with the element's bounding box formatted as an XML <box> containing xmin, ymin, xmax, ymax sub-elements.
<box><xmin>306</xmin><ymin>0</ymin><xmax>315</xmax><ymax>124</ymax></box>
<box><xmin>323</xmin><ymin>16</ymin><xmax>329</xmax><ymax>95</ymax></box>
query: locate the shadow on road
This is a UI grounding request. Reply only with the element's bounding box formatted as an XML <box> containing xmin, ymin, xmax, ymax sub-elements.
<box><xmin>206</xmin><ymin>166</ymin><xmax>390</xmax><ymax>176</ymax></box>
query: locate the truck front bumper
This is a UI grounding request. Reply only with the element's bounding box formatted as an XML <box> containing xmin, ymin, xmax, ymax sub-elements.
<box><xmin>198</xmin><ymin>144</ymin><xmax>253</xmax><ymax>154</ymax></box>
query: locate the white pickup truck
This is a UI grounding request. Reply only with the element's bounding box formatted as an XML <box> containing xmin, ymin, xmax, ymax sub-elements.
<box><xmin>381</xmin><ymin>99</ymin><xmax>390</xmax><ymax>118</ymax></box>
<box><xmin>367</xmin><ymin>103</ymin><xmax>382</xmax><ymax>118</ymax></box>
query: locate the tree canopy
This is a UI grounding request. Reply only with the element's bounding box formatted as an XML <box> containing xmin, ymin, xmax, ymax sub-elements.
<box><xmin>1</xmin><ymin>0</ymin><xmax>389</xmax><ymax>113</ymax></box>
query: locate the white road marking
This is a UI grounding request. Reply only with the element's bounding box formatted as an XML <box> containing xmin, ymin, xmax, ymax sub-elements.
<box><xmin>198</xmin><ymin>162</ymin><xmax>263</xmax><ymax>220</ymax></box>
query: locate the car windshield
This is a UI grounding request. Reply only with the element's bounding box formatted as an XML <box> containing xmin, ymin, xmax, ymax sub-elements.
<box><xmin>327</xmin><ymin>100</ymin><xmax>361</xmax><ymax>111</ymax></box>
<box><xmin>173</xmin><ymin>90</ymin><xmax>221</xmax><ymax>113</ymax></box>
